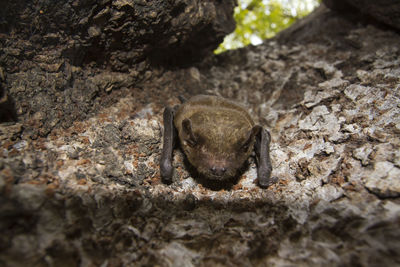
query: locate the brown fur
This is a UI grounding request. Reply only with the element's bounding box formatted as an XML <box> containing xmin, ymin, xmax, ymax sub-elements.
<box><xmin>174</xmin><ymin>95</ymin><xmax>259</xmax><ymax>180</ymax></box>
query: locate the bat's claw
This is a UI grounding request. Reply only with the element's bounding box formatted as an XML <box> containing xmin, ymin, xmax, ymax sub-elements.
<box><xmin>258</xmin><ymin>166</ymin><xmax>274</xmax><ymax>188</ymax></box>
<box><xmin>160</xmin><ymin>160</ymin><xmax>174</xmax><ymax>184</ymax></box>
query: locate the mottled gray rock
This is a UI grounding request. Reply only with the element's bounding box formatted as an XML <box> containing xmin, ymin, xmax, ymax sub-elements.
<box><xmin>363</xmin><ymin>161</ymin><xmax>400</xmax><ymax>198</ymax></box>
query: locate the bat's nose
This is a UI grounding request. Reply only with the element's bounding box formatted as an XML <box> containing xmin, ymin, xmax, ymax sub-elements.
<box><xmin>210</xmin><ymin>166</ymin><xmax>226</xmax><ymax>176</ymax></box>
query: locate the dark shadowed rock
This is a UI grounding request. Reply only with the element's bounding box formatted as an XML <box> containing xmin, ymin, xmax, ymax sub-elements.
<box><xmin>324</xmin><ymin>0</ymin><xmax>400</xmax><ymax>30</ymax></box>
<box><xmin>0</xmin><ymin>0</ymin><xmax>235</xmax><ymax>136</ymax></box>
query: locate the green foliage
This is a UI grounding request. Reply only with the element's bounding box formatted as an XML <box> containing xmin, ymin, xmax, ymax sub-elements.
<box><xmin>215</xmin><ymin>0</ymin><xmax>320</xmax><ymax>53</ymax></box>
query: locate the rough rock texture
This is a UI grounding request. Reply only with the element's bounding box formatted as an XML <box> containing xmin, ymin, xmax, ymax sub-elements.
<box><xmin>323</xmin><ymin>0</ymin><xmax>400</xmax><ymax>31</ymax></box>
<box><xmin>0</xmin><ymin>0</ymin><xmax>236</xmax><ymax>133</ymax></box>
<box><xmin>1</xmin><ymin>2</ymin><xmax>400</xmax><ymax>267</ymax></box>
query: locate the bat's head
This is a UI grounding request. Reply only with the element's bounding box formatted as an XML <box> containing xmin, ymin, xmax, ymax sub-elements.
<box><xmin>179</xmin><ymin>117</ymin><xmax>261</xmax><ymax>180</ymax></box>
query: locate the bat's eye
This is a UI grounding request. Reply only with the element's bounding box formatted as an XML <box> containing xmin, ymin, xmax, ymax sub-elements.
<box><xmin>186</xmin><ymin>139</ymin><xmax>197</xmax><ymax>147</ymax></box>
<box><xmin>241</xmin><ymin>143</ymin><xmax>249</xmax><ymax>150</ymax></box>
<box><xmin>240</xmin><ymin>141</ymin><xmax>251</xmax><ymax>151</ymax></box>
<box><xmin>240</xmin><ymin>135</ymin><xmax>253</xmax><ymax>151</ymax></box>
<box><xmin>182</xmin><ymin>119</ymin><xmax>199</xmax><ymax>148</ymax></box>
<box><xmin>239</xmin><ymin>126</ymin><xmax>261</xmax><ymax>151</ymax></box>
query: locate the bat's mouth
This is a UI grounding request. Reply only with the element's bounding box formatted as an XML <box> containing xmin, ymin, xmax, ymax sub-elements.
<box><xmin>206</xmin><ymin>174</ymin><xmax>232</xmax><ymax>180</ymax></box>
<box><xmin>203</xmin><ymin>167</ymin><xmax>235</xmax><ymax>180</ymax></box>
<box><xmin>190</xmin><ymin>154</ymin><xmax>238</xmax><ymax>180</ymax></box>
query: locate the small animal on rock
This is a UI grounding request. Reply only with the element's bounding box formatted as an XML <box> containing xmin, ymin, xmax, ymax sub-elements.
<box><xmin>160</xmin><ymin>95</ymin><xmax>274</xmax><ymax>188</ymax></box>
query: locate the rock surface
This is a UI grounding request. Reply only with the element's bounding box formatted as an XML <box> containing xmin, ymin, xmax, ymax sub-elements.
<box><xmin>1</xmin><ymin>2</ymin><xmax>400</xmax><ymax>267</ymax></box>
<box><xmin>0</xmin><ymin>0</ymin><xmax>235</xmax><ymax>134</ymax></box>
<box><xmin>324</xmin><ymin>0</ymin><xmax>400</xmax><ymax>30</ymax></box>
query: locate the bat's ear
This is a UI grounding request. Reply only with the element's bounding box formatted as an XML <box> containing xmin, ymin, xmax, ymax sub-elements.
<box><xmin>241</xmin><ymin>125</ymin><xmax>261</xmax><ymax>151</ymax></box>
<box><xmin>182</xmin><ymin>119</ymin><xmax>198</xmax><ymax>147</ymax></box>
<box><xmin>251</xmin><ymin>125</ymin><xmax>262</xmax><ymax>137</ymax></box>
